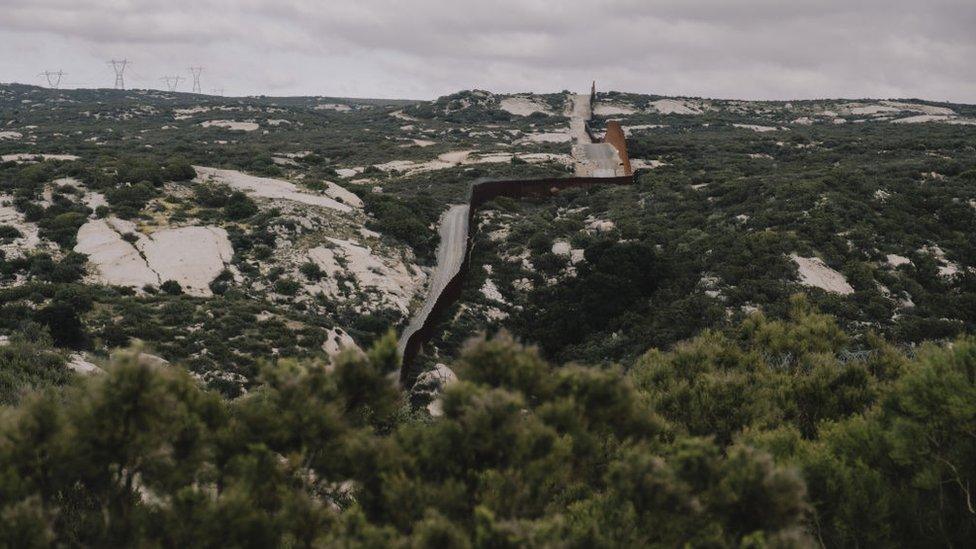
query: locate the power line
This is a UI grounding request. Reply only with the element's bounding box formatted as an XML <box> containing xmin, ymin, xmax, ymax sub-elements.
<box><xmin>188</xmin><ymin>66</ymin><xmax>204</xmax><ymax>94</ymax></box>
<box><xmin>108</xmin><ymin>59</ymin><xmax>129</xmax><ymax>89</ymax></box>
<box><xmin>160</xmin><ymin>75</ymin><xmax>184</xmax><ymax>92</ymax></box>
<box><xmin>38</xmin><ymin>70</ymin><xmax>66</xmax><ymax>89</ymax></box>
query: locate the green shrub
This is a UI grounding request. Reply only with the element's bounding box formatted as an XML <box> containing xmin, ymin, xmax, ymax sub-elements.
<box><xmin>223</xmin><ymin>192</ymin><xmax>258</xmax><ymax>220</ymax></box>
<box><xmin>299</xmin><ymin>262</ymin><xmax>325</xmax><ymax>281</ymax></box>
<box><xmin>274</xmin><ymin>278</ymin><xmax>300</xmax><ymax>295</ymax></box>
<box><xmin>106</xmin><ymin>182</ymin><xmax>158</xmax><ymax>218</ymax></box>
<box><xmin>0</xmin><ymin>225</ymin><xmax>22</xmax><ymax>239</ymax></box>
<box><xmin>160</xmin><ymin>280</ymin><xmax>183</xmax><ymax>295</ymax></box>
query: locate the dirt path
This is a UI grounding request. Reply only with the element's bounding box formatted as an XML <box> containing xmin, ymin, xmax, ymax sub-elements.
<box><xmin>568</xmin><ymin>93</ymin><xmax>628</xmax><ymax>177</ymax></box>
<box><xmin>569</xmin><ymin>93</ymin><xmax>592</xmax><ymax>144</ymax></box>
<box><xmin>397</xmin><ymin>204</ymin><xmax>470</xmax><ymax>359</ymax></box>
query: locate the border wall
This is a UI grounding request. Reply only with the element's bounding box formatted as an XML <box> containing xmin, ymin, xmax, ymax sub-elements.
<box><xmin>399</xmin><ymin>174</ymin><xmax>635</xmax><ymax>384</ymax></box>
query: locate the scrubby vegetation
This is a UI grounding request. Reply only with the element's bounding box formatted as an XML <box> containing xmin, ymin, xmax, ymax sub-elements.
<box><xmin>1</xmin><ymin>306</ymin><xmax>973</xmax><ymax>546</ymax></box>
<box><xmin>428</xmin><ymin>111</ymin><xmax>976</xmax><ymax>370</ymax></box>
<box><xmin>1</xmin><ymin>83</ymin><xmax>975</xmax><ymax>545</ymax></box>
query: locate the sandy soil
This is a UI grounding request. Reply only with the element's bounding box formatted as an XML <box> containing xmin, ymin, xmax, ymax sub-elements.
<box><xmin>67</xmin><ymin>353</ymin><xmax>101</xmax><ymax>375</ymax></box>
<box><xmin>480</xmin><ymin>278</ymin><xmax>506</xmax><ymax>303</ymax></box>
<box><xmin>892</xmin><ymin>115</ymin><xmax>953</xmax><ymax>124</ymax></box>
<box><xmin>194</xmin><ymin>167</ymin><xmax>352</xmax><ymax>212</ymax></box>
<box><xmin>0</xmin><ymin>153</ymin><xmax>79</xmax><ymax>163</ymax></box>
<box><xmin>499</xmin><ymin>97</ymin><xmax>552</xmax><ymax>116</ymax></box>
<box><xmin>849</xmin><ymin>105</ymin><xmax>902</xmax><ymax>116</ymax></box>
<box><xmin>886</xmin><ymin>254</ymin><xmax>911</xmax><ymax>268</ymax></box>
<box><xmin>0</xmin><ymin>131</ymin><xmax>22</xmax><ymax>140</ymax></box>
<box><xmin>921</xmin><ymin>245</ymin><xmax>962</xmax><ymax>278</ymax></box>
<box><xmin>623</xmin><ymin>124</ymin><xmax>666</xmax><ymax>136</ymax></box>
<box><xmin>630</xmin><ymin>159</ymin><xmax>666</xmax><ymax>169</ymax></box>
<box><xmin>0</xmin><ymin>196</ymin><xmax>44</xmax><ymax>258</ymax></box>
<box><xmin>335</xmin><ymin>168</ymin><xmax>362</xmax><ymax>178</ymax></box>
<box><xmin>594</xmin><ymin>103</ymin><xmax>637</xmax><ymax>116</ymax></box>
<box><xmin>200</xmin><ymin>120</ymin><xmax>259</xmax><ymax>131</ymax></box>
<box><xmin>733</xmin><ymin>123</ymin><xmax>780</xmax><ymax>132</ymax></box>
<box><xmin>650</xmin><ymin>99</ymin><xmax>702</xmax><ymax>115</ymax></box>
<box><xmin>791</xmin><ymin>254</ymin><xmax>854</xmax><ymax>294</ymax></box>
<box><xmin>518</xmin><ymin>131</ymin><xmax>571</xmax><ymax>144</ymax></box>
<box><xmin>551</xmin><ymin>241</ymin><xmax>572</xmax><ymax>256</ymax></box>
<box><xmin>390</xmin><ymin>110</ymin><xmax>417</xmax><ymax>121</ymax></box>
<box><xmin>842</xmin><ymin>102</ymin><xmax>956</xmax><ymax>118</ymax></box>
<box><xmin>586</xmin><ymin>217</ymin><xmax>615</xmax><ymax>232</ymax></box>
<box><xmin>315</xmin><ymin>103</ymin><xmax>352</xmax><ymax>112</ymax></box>
<box><xmin>173</xmin><ymin>106</ymin><xmax>211</xmax><ymax>119</ymax></box>
<box><xmin>372</xmin><ymin>151</ymin><xmax>571</xmax><ymax>176</ymax></box>
<box><xmin>881</xmin><ymin>101</ymin><xmax>955</xmax><ymax>116</ymax></box>
<box><xmin>575</xmin><ymin>143</ymin><xmax>625</xmax><ymax>177</ymax></box>
<box><xmin>438</xmin><ymin>150</ymin><xmax>473</xmax><ymax>164</ymax></box>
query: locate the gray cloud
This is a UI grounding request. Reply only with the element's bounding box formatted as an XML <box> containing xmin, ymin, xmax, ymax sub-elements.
<box><xmin>1</xmin><ymin>0</ymin><xmax>974</xmax><ymax>102</ymax></box>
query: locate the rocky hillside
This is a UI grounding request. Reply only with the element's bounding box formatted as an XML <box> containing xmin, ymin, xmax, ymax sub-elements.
<box><xmin>1</xmin><ymin>83</ymin><xmax>974</xmax><ymax>397</ymax></box>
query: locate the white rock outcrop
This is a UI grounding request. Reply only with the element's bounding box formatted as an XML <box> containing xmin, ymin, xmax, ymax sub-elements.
<box><xmin>139</xmin><ymin>226</ymin><xmax>234</xmax><ymax>295</ymax></box>
<box><xmin>791</xmin><ymin>254</ymin><xmax>854</xmax><ymax>295</ymax></box>
<box><xmin>74</xmin><ymin>218</ymin><xmax>232</xmax><ymax>296</ymax></box>
<box><xmin>499</xmin><ymin>97</ymin><xmax>552</xmax><ymax>116</ymax></box>
<box><xmin>411</xmin><ymin>363</ymin><xmax>458</xmax><ymax>417</ymax></box>
<box><xmin>75</xmin><ymin>219</ymin><xmax>161</xmax><ymax>289</ymax></box>
<box><xmin>324</xmin><ymin>182</ymin><xmax>364</xmax><ymax>208</ymax></box>
<box><xmin>322</xmin><ymin>327</ymin><xmax>362</xmax><ymax>359</ymax></box>
<box><xmin>308</xmin><ymin>238</ymin><xmax>424</xmax><ymax>313</ymax></box>
<box><xmin>0</xmin><ymin>197</ymin><xmax>45</xmax><ymax>258</ymax></box>
<box><xmin>194</xmin><ymin>167</ymin><xmax>352</xmax><ymax>212</ymax></box>
<box><xmin>650</xmin><ymin>99</ymin><xmax>702</xmax><ymax>115</ymax></box>
<box><xmin>200</xmin><ymin>120</ymin><xmax>259</xmax><ymax>131</ymax></box>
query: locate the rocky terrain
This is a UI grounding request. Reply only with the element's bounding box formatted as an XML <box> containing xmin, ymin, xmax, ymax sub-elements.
<box><xmin>0</xmin><ymin>83</ymin><xmax>974</xmax><ymax>396</ymax></box>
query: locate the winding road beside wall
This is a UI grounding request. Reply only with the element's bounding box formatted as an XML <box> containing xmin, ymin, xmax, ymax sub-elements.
<box><xmin>397</xmin><ymin>204</ymin><xmax>469</xmax><ymax>359</ymax></box>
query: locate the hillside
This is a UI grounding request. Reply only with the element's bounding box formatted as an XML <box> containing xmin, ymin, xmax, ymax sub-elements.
<box><xmin>0</xmin><ymin>84</ymin><xmax>974</xmax><ymax>546</ymax></box>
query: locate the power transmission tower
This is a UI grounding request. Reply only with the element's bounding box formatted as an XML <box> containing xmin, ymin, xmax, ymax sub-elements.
<box><xmin>108</xmin><ymin>59</ymin><xmax>129</xmax><ymax>89</ymax></box>
<box><xmin>160</xmin><ymin>75</ymin><xmax>184</xmax><ymax>92</ymax></box>
<box><xmin>39</xmin><ymin>70</ymin><xmax>65</xmax><ymax>89</ymax></box>
<box><xmin>188</xmin><ymin>66</ymin><xmax>204</xmax><ymax>93</ymax></box>
<box><xmin>211</xmin><ymin>87</ymin><xmax>225</xmax><ymax>97</ymax></box>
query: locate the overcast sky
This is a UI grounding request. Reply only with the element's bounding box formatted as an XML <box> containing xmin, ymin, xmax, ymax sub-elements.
<box><xmin>2</xmin><ymin>0</ymin><xmax>975</xmax><ymax>103</ymax></box>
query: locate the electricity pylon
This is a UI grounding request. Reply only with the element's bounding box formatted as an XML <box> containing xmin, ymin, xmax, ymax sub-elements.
<box><xmin>39</xmin><ymin>70</ymin><xmax>65</xmax><ymax>89</ymax></box>
<box><xmin>160</xmin><ymin>75</ymin><xmax>184</xmax><ymax>92</ymax></box>
<box><xmin>188</xmin><ymin>66</ymin><xmax>204</xmax><ymax>93</ymax></box>
<box><xmin>108</xmin><ymin>59</ymin><xmax>129</xmax><ymax>89</ymax></box>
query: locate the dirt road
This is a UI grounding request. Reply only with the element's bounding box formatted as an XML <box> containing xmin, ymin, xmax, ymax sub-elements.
<box><xmin>568</xmin><ymin>93</ymin><xmax>627</xmax><ymax>177</ymax></box>
<box><xmin>397</xmin><ymin>204</ymin><xmax>470</xmax><ymax>359</ymax></box>
<box><xmin>569</xmin><ymin>93</ymin><xmax>592</xmax><ymax>144</ymax></box>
